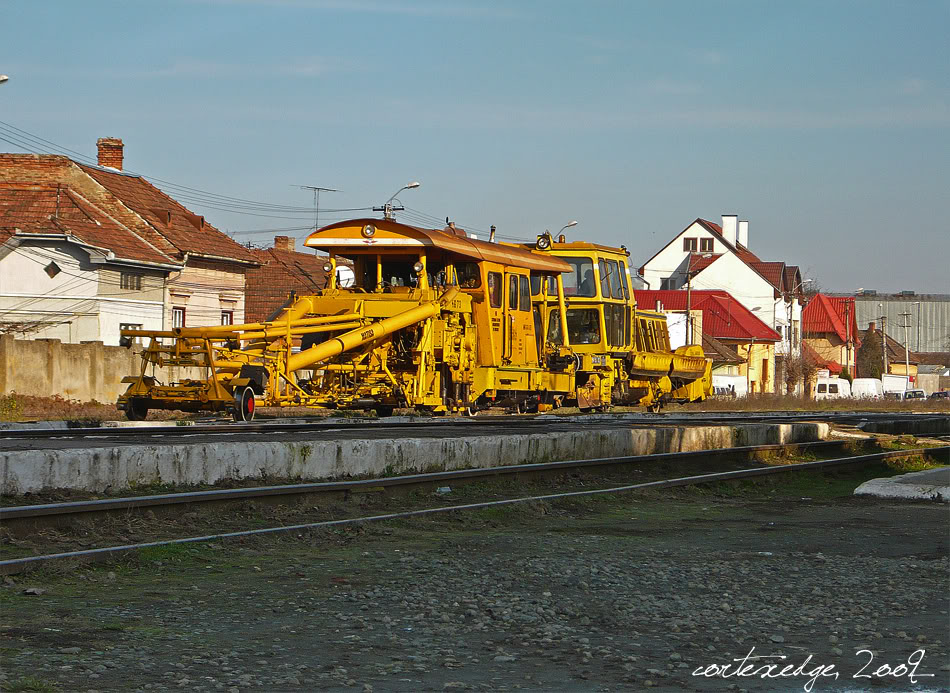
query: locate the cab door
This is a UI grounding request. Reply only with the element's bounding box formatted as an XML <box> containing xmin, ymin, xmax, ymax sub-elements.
<box><xmin>502</xmin><ymin>271</ymin><xmax>535</xmax><ymax>365</ymax></box>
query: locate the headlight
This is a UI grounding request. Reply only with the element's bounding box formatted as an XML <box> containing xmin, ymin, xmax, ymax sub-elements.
<box><xmin>322</xmin><ymin>262</ymin><xmax>333</xmax><ymax>272</ymax></box>
<box><xmin>536</xmin><ymin>235</ymin><xmax>551</xmax><ymax>250</ymax></box>
<box><xmin>361</xmin><ymin>224</ymin><xmax>376</xmax><ymax>238</ymax></box>
<box><xmin>412</xmin><ymin>261</ymin><xmax>424</xmax><ymax>273</ymax></box>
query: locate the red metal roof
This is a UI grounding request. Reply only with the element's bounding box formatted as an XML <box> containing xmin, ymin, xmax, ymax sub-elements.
<box><xmin>636</xmin><ymin>289</ymin><xmax>781</xmax><ymax>342</ymax></box>
<box><xmin>802</xmin><ymin>294</ymin><xmax>861</xmax><ymax>345</ymax></box>
<box><xmin>802</xmin><ymin>341</ymin><xmax>843</xmax><ymax>374</ymax></box>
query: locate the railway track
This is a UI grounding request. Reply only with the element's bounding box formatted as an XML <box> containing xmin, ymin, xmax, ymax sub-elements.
<box><xmin>1</xmin><ymin>410</ymin><xmax>945</xmax><ymax>444</ymax></box>
<box><xmin>3</xmin><ymin>441</ymin><xmax>946</xmax><ymax>574</ymax></box>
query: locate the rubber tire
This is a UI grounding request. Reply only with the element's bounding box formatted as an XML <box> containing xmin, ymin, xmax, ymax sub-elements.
<box><xmin>233</xmin><ymin>387</ymin><xmax>256</xmax><ymax>422</ymax></box>
<box><xmin>125</xmin><ymin>399</ymin><xmax>148</xmax><ymax>421</ymax></box>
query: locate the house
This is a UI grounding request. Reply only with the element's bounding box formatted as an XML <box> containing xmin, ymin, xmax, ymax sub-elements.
<box><xmin>245</xmin><ymin>236</ymin><xmax>332</xmax><ymax>323</ymax></box>
<box><xmin>637</xmin><ymin>289</ymin><xmax>781</xmax><ymax>395</ymax></box>
<box><xmin>857</xmin><ymin>321</ymin><xmax>920</xmax><ymax>383</ymax></box>
<box><xmin>802</xmin><ymin>294</ymin><xmax>860</xmax><ymax>378</ymax></box>
<box><xmin>0</xmin><ymin>139</ymin><xmax>259</xmax><ymax>344</ymax></box>
<box><xmin>638</xmin><ymin>215</ymin><xmax>805</xmax><ymax>392</ymax></box>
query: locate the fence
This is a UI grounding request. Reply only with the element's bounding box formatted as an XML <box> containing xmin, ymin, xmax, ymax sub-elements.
<box><xmin>0</xmin><ymin>334</ymin><xmax>203</xmax><ymax>403</ymax></box>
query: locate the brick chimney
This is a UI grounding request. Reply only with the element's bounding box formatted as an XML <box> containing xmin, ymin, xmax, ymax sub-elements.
<box><xmin>868</xmin><ymin>321</ymin><xmax>876</xmax><ymax>332</ymax></box>
<box><xmin>97</xmin><ymin>137</ymin><xmax>124</xmax><ymax>170</ymax></box>
<box><xmin>274</xmin><ymin>235</ymin><xmax>295</xmax><ymax>252</ymax></box>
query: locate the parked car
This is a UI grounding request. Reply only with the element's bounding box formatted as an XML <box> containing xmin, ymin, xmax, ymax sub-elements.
<box><xmin>904</xmin><ymin>389</ymin><xmax>927</xmax><ymax>400</ymax></box>
<box><xmin>851</xmin><ymin>377</ymin><xmax>884</xmax><ymax>399</ymax></box>
<box><xmin>929</xmin><ymin>390</ymin><xmax>949</xmax><ymax>399</ymax></box>
<box><xmin>814</xmin><ymin>377</ymin><xmax>851</xmax><ymax>400</ymax></box>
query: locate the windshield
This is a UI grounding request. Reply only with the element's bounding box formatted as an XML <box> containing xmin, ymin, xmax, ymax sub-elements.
<box><xmin>561</xmin><ymin>257</ymin><xmax>595</xmax><ymax>298</ymax></box>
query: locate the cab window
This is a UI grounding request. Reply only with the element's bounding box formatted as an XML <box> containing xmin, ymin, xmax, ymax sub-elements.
<box><xmin>561</xmin><ymin>257</ymin><xmax>595</xmax><ymax>297</ymax></box>
<box><xmin>619</xmin><ymin>261</ymin><xmax>630</xmax><ymax>300</ymax></box>
<box><xmin>487</xmin><ymin>272</ymin><xmax>502</xmax><ymax>308</ymax></box>
<box><xmin>567</xmin><ymin>308</ymin><xmax>601</xmax><ymax>344</ymax></box>
<box><xmin>509</xmin><ymin>275</ymin><xmax>519</xmax><ymax>310</ymax></box>
<box><xmin>607</xmin><ymin>260</ymin><xmax>623</xmax><ymax>299</ymax></box>
<box><xmin>457</xmin><ymin>263</ymin><xmax>481</xmax><ymax>288</ymax></box>
<box><xmin>519</xmin><ymin>276</ymin><xmax>531</xmax><ymax>311</ymax></box>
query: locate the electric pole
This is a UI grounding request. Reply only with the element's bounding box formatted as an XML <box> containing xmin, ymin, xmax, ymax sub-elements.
<box><xmin>899</xmin><ymin>311</ymin><xmax>912</xmax><ymax>383</ymax></box>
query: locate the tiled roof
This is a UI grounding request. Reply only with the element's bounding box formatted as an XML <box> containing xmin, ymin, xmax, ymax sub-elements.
<box><xmin>802</xmin><ymin>294</ymin><xmax>861</xmax><ymax>345</ymax></box>
<box><xmin>702</xmin><ymin>332</ymin><xmax>744</xmax><ymax>364</ymax></box>
<box><xmin>688</xmin><ymin>253</ymin><xmax>721</xmax><ymax>274</ymax></box>
<box><xmin>916</xmin><ymin>351</ymin><xmax>950</xmax><ymax>366</ymax></box>
<box><xmin>636</xmin><ymin>289</ymin><xmax>781</xmax><ymax>342</ymax></box>
<box><xmin>858</xmin><ymin>327</ymin><xmax>920</xmax><ymax>365</ymax></box>
<box><xmin>79</xmin><ymin>164</ymin><xmax>258</xmax><ymax>264</ymax></box>
<box><xmin>245</xmin><ymin>246</ymin><xmax>330</xmax><ymax>322</ymax></box>
<box><xmin>0</xmin><ymin>184</ymin><xmax>178</xmax><ymax>266</ymax></box>
<box><xmin>749</xmin><ymin>261</ymin><xmax>786</xmax><ymax>290</ymax></box>
<box><xmin>696</xmin><ymin>218</ymin><xmax>762</xmax><ymax>264</ymax></box>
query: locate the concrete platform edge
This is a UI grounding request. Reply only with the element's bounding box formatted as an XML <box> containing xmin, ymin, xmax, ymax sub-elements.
<box><xmin>1</xmin><ymin>422</ymin><xmax>829</xmax><ymax>495</ymax></box>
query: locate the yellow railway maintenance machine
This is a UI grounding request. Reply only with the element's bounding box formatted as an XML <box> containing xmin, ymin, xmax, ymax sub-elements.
<box><xmin>117</xmin><ymin>219</ymin><xmax>578</xmax><ymax>420</ymax></box>
<box><xmin>521</xmin><ymin>232</ymin><xmax>712</xmax><ymax>412</ymax></box>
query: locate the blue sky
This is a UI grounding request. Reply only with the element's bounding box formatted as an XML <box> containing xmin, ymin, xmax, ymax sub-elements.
<box><xmin>2</xmin><ymin>0</ymin><xmax>948</xmax><ymax>293</ymax></box>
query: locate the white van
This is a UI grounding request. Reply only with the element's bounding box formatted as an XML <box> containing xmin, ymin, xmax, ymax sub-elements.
<box><xmin>851</xmin><ymin>378</ymin><xmax>884</xmax><ymax>399</ymax></box>
<box><xmin>815</xmin><ymin>377</ymin><xmax>851</xmax><ymax>400</ymax></box>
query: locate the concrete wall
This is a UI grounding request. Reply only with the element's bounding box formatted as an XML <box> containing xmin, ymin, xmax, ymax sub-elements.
<box><xmin>0</xmin><ymin>421</ymin><xmax>830</xmax><ymax>494</ymax></box>
<box><xmin>0</xmin><ymin>334</ymin><xmax>202</xmax><ymax>403</ymax></box>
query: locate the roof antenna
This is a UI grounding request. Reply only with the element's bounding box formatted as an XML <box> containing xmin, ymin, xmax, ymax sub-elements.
<box><xmin>489</xmin><ymin>225</ymin><xmax>496</xmax><ymax>243</ymax></box>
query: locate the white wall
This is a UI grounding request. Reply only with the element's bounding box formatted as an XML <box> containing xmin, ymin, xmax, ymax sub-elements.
<box><xmin>166</xmin><ymin>262</ymin><xmax>246</xmax><ymax>329</ymax></box>
<box><xmin>0</xmin><ymin>242</ymin><xmax>165</xmax><ymax>345</ymax></box>
<box><xmin>640</xmin><ymin>221</ymin><xmax>727</xmax><ymax>290</ymax></box>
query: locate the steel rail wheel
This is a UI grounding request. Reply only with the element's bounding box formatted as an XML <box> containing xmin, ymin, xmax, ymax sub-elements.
<box><xmin>233</xmin><ymin>387</ymin><xmax>256</xmax><ymax>422</ymax></box>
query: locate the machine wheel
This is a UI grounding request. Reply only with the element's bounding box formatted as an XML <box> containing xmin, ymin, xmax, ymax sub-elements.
<box><xmin>648</xmin><ymin>401</ymin><xmax>662</xmax><ymax>414</ymax></box>
<box><xmin>232</xmin><ymin>387</ymin><xmax>256</xmax><ymax>422</ymax></box>
<box><xmin>374</xmin><ymin>406</ymin><xmax>396</xmax><ymax>418</ymax></box>
<box><xmin>125</xmin><ymin>399</ymin><xmax>149</xmax><ymax>421</ymax></box>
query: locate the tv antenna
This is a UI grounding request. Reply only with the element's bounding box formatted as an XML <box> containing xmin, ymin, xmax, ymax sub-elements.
<box><xmin>296</xmin><ymin>185</ymin><xmax>340</xmax><ymax>231</ymax></box>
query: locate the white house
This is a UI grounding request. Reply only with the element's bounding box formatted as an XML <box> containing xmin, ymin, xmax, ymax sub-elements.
<box><xmin>0</xmin><ymin>139</ymin><xmax>260</xmax><ymax>345</ymax></box>
<box><xmin>639</xmin><ymin>214</ymin><xmax>807</xmax><ymax>393</ymax></box>
<box><xmin>0</xmin><ymin>185</ymin><xmax>180</xmax><ymax>345</ymax></box>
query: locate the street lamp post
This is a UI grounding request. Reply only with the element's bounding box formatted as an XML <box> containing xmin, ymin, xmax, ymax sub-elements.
<box><xmin>374</xmin><ymin>181</ymin><xmax>420</xmax><ymax>220</ymax></box>
<box><xmin>785</xmin><ymin>278</ymin><xmax>812</xmax><ymax>392</ymax></box>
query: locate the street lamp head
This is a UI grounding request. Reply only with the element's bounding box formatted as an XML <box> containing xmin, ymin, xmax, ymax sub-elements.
<box><xmin>405</xmin><ymin>181</ymin><xmax>420</xmax><ymax>190</ymax></box>
<box><xmin>0</xmin><ymin>75</ymin><xmax>8</xmax><ymax>84</ymax></box>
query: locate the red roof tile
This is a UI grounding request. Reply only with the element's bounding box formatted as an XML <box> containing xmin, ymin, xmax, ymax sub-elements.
<box><xmin>79</xmin><ymin>164</ymin><xmax>258</xmax><ymax>264</ymax></box>
<box><xmin>802</xmin><ymin>294</ymin><xmax>861</xmax><ymax>345</ymax></box>
<box><xmin>636</xmin><ymin>289</ymin><xmax>781</xmax><ymax>342</ymax></box>
<box><xmin>0</xmin><ymin>184</ymin><xmax>177</xmax><ymax>266</ymax></box>
<box><xmin>245</xmin><ymin>246</ymin><xmax>331</xmax><ymax>322</ymax></box>
<box><xmin>749</xmin><ymin>261</ymin><xmax>786</xmax><ymax>290</ymax></box>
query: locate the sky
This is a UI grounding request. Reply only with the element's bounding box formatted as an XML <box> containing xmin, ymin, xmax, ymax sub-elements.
<box><xmin>2</xmin><ymin>0</ymin><xmax>948</xmax><ymax>293</ymax></box>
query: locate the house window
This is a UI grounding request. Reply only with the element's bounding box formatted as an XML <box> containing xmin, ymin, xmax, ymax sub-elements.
<box><xmin>44</xmin><ymin>261</ymin><xmax>61</xmax><ymax>278</ymax></box>
<box><xmin>221</xmin><ymin>310</ymin><xmax>234</xmax><ymax>325</ymax></box>
<box><xmin>660</xmin><ymin>277</ymin><xmax>676</xmax><ymax>290</ymax></box>
<box><xmin>172</xmin><ymin>306</ymin><xmax>186</xmax><ymax>328</ymax></box>
<box><xmin>683</xmin><ymin>237</ymin><xmax>697</xmax><ymax>252</ymax></box>
<box><xmin>121</xmin><ymin>273</ymin><xmax>143</xmax><ymax>290</ymax></box>
<box><xmin>700</xmin><ymin>238</ymin><xmax>714</xmax><ymax>253</ymax></box>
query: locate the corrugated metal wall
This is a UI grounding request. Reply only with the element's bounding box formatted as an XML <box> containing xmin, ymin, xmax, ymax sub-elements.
<box><xmin>850</xmin><ymin>296</ymin><xmax>950</xmax><ymax>353</ymax></box>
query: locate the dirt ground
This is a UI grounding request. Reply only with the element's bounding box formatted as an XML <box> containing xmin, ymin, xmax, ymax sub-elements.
<box><xmin>1</xmin><ymin>473</ymin><xmax>948</xmax><ymax>693</ymax></box>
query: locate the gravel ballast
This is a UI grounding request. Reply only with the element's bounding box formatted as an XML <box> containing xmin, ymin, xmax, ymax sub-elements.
<box><xmin>1</xmin><ymin>483</ymin><xmax>948</xmax><ymax>692</ymax></box>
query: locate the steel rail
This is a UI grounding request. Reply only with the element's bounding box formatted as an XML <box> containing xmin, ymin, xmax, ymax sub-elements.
<box><xmin>1</xmin><ymin>411</ymin><xmax>944</xmax><ymax>442</ymax></box>
<box><xmin>1</xmin><ymin>445</ymin><xmax>944</xmax><ymax>574</ymax></box>
<box><xmin>0</xmin><ymin>440</ymin><xmax>853</xmax><ymax>520</ymax></box>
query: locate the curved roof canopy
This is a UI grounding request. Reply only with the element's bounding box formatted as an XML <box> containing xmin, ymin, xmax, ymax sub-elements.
<box><xmin>305</xmin><ymin>218</ymin><xmax>572</xmax><ymax>274</ymax></box>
